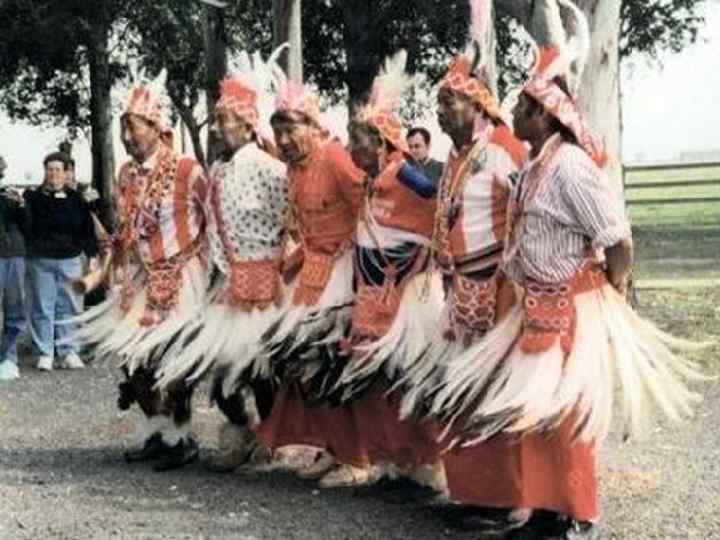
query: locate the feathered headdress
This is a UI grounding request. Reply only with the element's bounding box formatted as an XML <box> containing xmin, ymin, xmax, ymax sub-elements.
<box><xmin>273</xmin><ymin>59</ymin><xmax>324</xmax><ymax>129</ymax></box>
<box><xmin>218</xmin><ymin>46</ymin><xmax>287</xmax><ymax>135</ymax></box>
<box><xmin>121</xmin><ymin>66</ymin><xmax>172</xmax><ymax>133</ymax></box>
<box><xmin>356</xmin><ymin>50</ymin><xmax>412</xmax><ymax>154</ymax></box>
<box><xmin>441</xmin><ymin>0</ymin><xmax>502</xmax><ymax>121</ymax></box>
<box><xmin>522</xmin><ymin>0</ymin><xmax>606</xmax><ymax>166</ymax></box>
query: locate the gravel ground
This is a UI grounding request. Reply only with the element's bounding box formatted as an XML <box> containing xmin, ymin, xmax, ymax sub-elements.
<box><xmin>1</xmin><ymin>291</ymin><xmax>718</xmax><ymax>540</ymax></box>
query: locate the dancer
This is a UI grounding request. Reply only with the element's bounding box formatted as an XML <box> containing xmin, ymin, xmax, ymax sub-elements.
<box><xmin>154</xmin><ymin>50</ymin><xmax>289</xmax><ymax>472</ymax></box>
<box><xmin>254</xmin><ymin>75</ymin><xmax>368</xmax><ymax>482</ymax></box>
<box><xmin>310</xmin><ymin>51</ymin><xmax>447</xmax><ymax>490</ymax></box>
<box><xmin>73</xmin><ymin>77</ymin><xmax>209</xmax><ymax>471</ymax></box>
<box><xmin>411</xmin><ymin>1</ymin><xmax>707</xmax><ymax>537</ymax></box>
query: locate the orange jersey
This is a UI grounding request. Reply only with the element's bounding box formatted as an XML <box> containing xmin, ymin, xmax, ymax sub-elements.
<box><xmin>289</xmin><ymin>141</ymin><xmax>365</xmax><ymax>255</ymax></box>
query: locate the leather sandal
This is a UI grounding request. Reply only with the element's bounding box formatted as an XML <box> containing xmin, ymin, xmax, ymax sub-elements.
<box><xmin>318</xmin><ymin>464</ymin><xmax>376</xmax><ymax>489</ymax></box>
<box><xmin>296</xmin><ymin>451</ymin><xmax>336</xmax><ymax>480</ymax></box>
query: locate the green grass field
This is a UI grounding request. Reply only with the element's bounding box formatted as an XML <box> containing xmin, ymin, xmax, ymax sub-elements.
<box><xmin>625</xmin><ymin>164</ymin><xmax>720</xmax><ymax>283</ymax></box>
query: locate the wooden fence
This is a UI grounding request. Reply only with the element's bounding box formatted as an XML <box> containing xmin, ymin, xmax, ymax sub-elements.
<box><xmin>623</xmin><ymin>161</ymin><xmax>720</xmax><ymax>206</ymax></box>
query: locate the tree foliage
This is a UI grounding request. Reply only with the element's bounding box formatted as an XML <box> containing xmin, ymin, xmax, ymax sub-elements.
<box><xmin>0</xmin><ymin>0</ymin><xmax>708</xmax><ymax>133</ymax></box>
<box><xmin>620</xmin><ymin>0</ymin><xmax>706</xmax><ymax>60</ymax></box>
<box><xmin>0</xmin><ymin>0</ymin><xmax>137</xmax><ymax>133</ymax></box>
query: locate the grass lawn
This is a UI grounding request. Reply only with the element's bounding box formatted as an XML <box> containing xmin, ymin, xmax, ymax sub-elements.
<box><xmin>626</xmin><ymin>164</ymin><xmax>720</xmax><ymax>283</ymax></box>
<box><xmin>625</xmin><ymin>164</ymin><xmax>719</xmax><ymax>364</ymax></box>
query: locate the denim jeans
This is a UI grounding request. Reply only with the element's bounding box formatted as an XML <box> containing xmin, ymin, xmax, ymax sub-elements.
<box><xmin>26</xmin><ymin>256</ymin><xmax>84</xmax><ymax>361</ymax></box>
<box><xmin>0</xmin><ymin>256</ymin><xmax>26</xmax><ymax>365</ymax></box>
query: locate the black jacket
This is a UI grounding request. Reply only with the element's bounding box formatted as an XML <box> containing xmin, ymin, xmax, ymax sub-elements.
<box><xmin>0</xmin><ymin>188</ymin><xmax>26</xmax><ymax>257</ymax></box>
<box><xmin>23</xmin><ymin>186</ymin><xmax>99</xmax><ymax>259</ymax></box>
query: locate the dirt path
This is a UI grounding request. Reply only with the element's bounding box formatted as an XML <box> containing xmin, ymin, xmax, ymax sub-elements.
<box><xmin>1</xmin><ymin>288</ymin><xmax>718</xmax><ymax>539</ymax></box>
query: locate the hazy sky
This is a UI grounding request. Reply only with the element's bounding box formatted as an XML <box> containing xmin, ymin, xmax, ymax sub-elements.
<box><xmin>1</xmin><ymin>1</ymin><xmax>719</xmax><ymax>182</ymax></box>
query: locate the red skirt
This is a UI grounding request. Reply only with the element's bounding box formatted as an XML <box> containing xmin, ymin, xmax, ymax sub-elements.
<box><xmin>442</xmin><ymin>278</ymin><xmax>599</xmax><ymax>521</ymax></box>
<box><xmin>335</xmin><ymin>385</ymin><xmax>442</xmax><ymax>469</ymax></box>
<box><xmin>443</xmin><ymin>420</ymin><xmax>598</xmax><ymax>521</ymax></box>
<box><xmin>256</xmin><ymin>383</ymin><xmax>356</xmax><ymax>453</ymax></box>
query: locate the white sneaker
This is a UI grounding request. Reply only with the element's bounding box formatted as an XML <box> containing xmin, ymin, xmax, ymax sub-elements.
<box><xmin>0</xmin><ymin>362</ymin><xmax>19</xmax><ymax>381</ymax></box>
<box><xmin>60</xmin><ymin>353</ymin><xmax>85</xmax><ymax>370</ymax></box>
<box><xmin>36</xmin><ymin>356</ymin><xmax>53</xmax><ymax>371</ymax></box>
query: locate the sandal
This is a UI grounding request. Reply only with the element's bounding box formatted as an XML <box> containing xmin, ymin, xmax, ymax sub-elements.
<box><xmin>319</xmin><ymin>464</ymin><xmax>377</xmax><ymax>488</ymax></box>
<box><xmin>297</xmin><ymin>451</ymin><xmax>337</xmax><ymax>480</ymax></box>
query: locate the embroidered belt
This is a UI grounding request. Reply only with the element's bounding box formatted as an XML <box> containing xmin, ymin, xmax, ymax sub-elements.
<box><xmin>120</xmin><ymin>239</ymin><xmax>207</xmax><ymax>327</ymax></box>
<box><xmin>520</xmin><ymin>261</ymin><xmax>607</xmax><ymax>356</ymax></box>
<box><xmin>226</xmin><ymin>258</ymin><xmax>281</xmax><ymax>311</ymax></box>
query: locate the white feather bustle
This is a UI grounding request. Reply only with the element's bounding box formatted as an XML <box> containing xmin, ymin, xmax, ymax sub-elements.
<box><xmin>407</xmin><ymin>284</ymin><xmax>709</xmax><ymax>446</ymax></box>
<box><xmin>337</xmin><ymin>271</ymin><xmax>445</xmax><ymax>396</ymax></box>
<box><xmin>261</xmin><ymin>251</ymin><xmax>355</xmax><ymax>379</ymax></box>
<box><xmin>153</xmin><ymin>275</ymin><xmax>297</xmax><ymax>393</ymax></box>
<box><xmin>69</xmin><ymin>257</ymin><xmax>208</xmax><ymax>375</ymax></box>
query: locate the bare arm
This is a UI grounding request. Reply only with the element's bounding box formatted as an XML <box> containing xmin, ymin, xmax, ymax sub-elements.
<box><xmin>605</xmin><ymin>237</ymin><xmax>633</xmax><ymax>295</ymax></box>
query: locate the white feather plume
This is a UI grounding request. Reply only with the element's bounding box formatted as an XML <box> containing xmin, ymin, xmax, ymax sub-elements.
<box><xmin>557</xmin><ymin>0</ymin><xmax>591</xmax><ymax>92</ymax></box>
<box><xmin>366</xmin><ymin>49</ymin><xmax>411</xmax><ymax>115</ymax></box>
<box><xmin>229</xmin><ymin>44</ymin><xmax>288</xmax><ymax>128</ymax></box>
<box><xmin>197</xmin><ymin>0</ymin><xmax>228</xmax><ymax>7</ymax></box>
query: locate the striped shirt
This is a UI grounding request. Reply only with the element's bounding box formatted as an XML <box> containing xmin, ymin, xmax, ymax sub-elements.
<box><xmin>117</xmin><ymin>147</ymin><xmax>207</xmax><ymax>266</ymax></box>
<box><xmin>504</xmin><ymin>137</ymin><xmax>631</xmax><ymax>284</ymax></box>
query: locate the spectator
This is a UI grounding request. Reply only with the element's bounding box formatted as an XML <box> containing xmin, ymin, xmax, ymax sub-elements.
<box><xmin>406</xmin><ymin>127</ymin><xmax>444</xmax><ymax>186</ymax></box>
<box><xmin>0</xmin><ymin>156</ymin><xmax>27</xmax><ymax>381</ymax></box>
<box><xmin>23</xmin><ymin>152</ymin><xmax>98</xmax><ymax>371</ymax></box>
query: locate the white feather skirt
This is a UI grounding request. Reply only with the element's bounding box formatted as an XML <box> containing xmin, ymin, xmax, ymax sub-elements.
<box><xmin>154</xmin><ymin>276</ymin><xmax>297</xmax><ymax>397</ymax></box>
<box><xmin>262</xmin><ymin>251</ymin><xmax>355</xmax><ymax>377</ymax></box>
<box><xmin>336</xmin><ymin>271</ymin><xmax>446</xmax><ymax>398</ymax></box>
<box><xmin>69</xmin><ymin>257</ymin><xmax>209</xmax><ymax>375</ymax></box>
<box><xmin>405</xmin><ymin>283</ymin><xmax>709</xmax><ymax>446</ymax></box>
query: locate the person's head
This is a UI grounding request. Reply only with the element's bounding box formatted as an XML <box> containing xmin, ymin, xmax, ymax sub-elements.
<box><xmin>270</xmin><ymin>109</ymin><xmax>320</xmax><ymax>165</ymax></box>
<box><xmin>513</xmin><ymin>78</ymin><xmax>577</xmax><ymax>149</ymax></box>
<box><xmin>406</xmin><ymin>127</ymin><xmax>431</xmax><ymax>163</ymax></box>
<box><xmin>120</xmin><ymin>113</ymin><xmax>162</xmax><ymax>162</ymax></box>
<box><xmin>348</xmin><ymin>121</ymin><xmax>390</xmax><ymax>177</ymax></box>
<box><xmin>215</xmin><ymin>78</ymin><xmax>259</xmax><ymax>155</ymax></box>
<box><xmin>216</xmin><ymin>109</ymin><xmax>255</xmax><ymax>154</ymax></box>
<box><xmin>43</xmin><ymin>152</ymin><xmax>70</xmax><ymax>192</ymax></box>
<box><xmin>437</xmin><ymin>86</ymin><xmax>486</xmax><ymax>141</ymax></box>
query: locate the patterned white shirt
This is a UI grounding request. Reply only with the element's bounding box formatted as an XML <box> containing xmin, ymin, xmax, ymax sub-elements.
<box><xmin>207</xmin><ymin>142</ymin><xmax>288</xmax><ymax>272</ymax></box>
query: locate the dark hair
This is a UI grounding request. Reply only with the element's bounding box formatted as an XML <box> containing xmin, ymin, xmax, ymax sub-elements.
<box><xmin>349</xmin><ymin>120</ymin><xmax>396</xmax><ymax>153</ymax></box>
<box><xmin>270</xmin><ymin>109</ymin><xmax>313</xmax><ymax>128</ymax></box>
<box><xmin>407</xmin><ymin>127</ymin><xmax>431</xmax><ymax>145</ymax></box>
<box><xmin>43</xmin><ymin>152</ymin><xmax>70</xmax><ymax>170</ymax></box>
<box><xmin>523</xmin><ymin>88</ymin><xmax>578</xmax><ymax>146</ymax></box>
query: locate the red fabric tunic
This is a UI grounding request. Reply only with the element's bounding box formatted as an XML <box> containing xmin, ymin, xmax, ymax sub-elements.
<box><xmin>332</xmin><ymin>154</ymin><xmax>442</xmax><ymax>469</ymax></box>
<box><xmin>257</xmin><ymin>141</ymin><xmax>366</xmax><ymax>454</ymax></box>
<box><xmin>365</xmin><ymin>156</ymin><xmax>437</xmax><ymax>240</ymax></box>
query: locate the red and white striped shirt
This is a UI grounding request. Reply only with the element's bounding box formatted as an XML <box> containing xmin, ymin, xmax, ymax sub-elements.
<box><xmin>117</xmin><ymin>146</ymin><xmax>207</xmax><ymax>266</ymax></box>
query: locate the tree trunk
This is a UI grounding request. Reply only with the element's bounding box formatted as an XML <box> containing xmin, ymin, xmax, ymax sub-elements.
<box><xmin>177</xmin><ymin>106</ymin><xmax>206</xmax><ymax>167</ymax></box>
<box><xmin>574</xmin><ymin>0</ymin><xmax>623</xmax><ymax>196</ymax></box>
<box><xmin>87</xmin><ymin>20</ymin><xmax>115</xmax><ymax>229</ymax></box>
<box><xmin>273</xmin><ymin>0</ymin><xmax>303</xmax><ymax>83</ymax></box>
<box><xmin>495</xmin><ymin>0</ymin><xmax>623</xmax><ymax>194</ymax></box>
<box><xmin>341</xmin><ymin>1</ymin><xmax>380</xmax><ymax>112</ymax></box>
<box><xmin>203</xmin><ymin>4</ymin><xmax>228</xmax><ymax>167</ymax></box>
